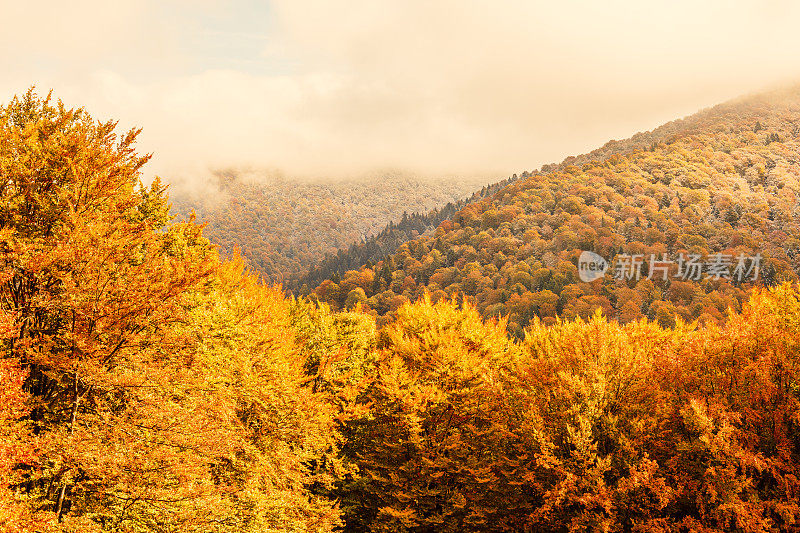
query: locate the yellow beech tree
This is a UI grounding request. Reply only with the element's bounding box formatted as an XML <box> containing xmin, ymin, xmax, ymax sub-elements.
<box><xmin>0</xmin><ymin>91</ymin><xmax>343</xmax><ymax>532</ymax></box>
<box><xmin>348</xmin><ymin>295</ymin><xmax>523</xmax><ymax>531</ymax></box>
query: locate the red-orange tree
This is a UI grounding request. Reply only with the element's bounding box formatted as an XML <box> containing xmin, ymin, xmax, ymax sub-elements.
<box><xmin>0</xmin><ymin>312</ymin><xmax>38</xmax><ymax>532</ymax></box>
<box><xmin>0</xmin><ymin>90</ymin><xmax>223</xmax><ymax>529</ymax></box>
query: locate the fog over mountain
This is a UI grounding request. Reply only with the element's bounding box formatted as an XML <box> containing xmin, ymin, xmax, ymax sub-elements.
<box><xmin>2</xmin><ymin>0</ymin><xmax>800</xmax><ymax>183</ymax></box>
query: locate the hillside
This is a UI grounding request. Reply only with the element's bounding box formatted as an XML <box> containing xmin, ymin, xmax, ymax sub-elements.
<box><xmin>170</xmin><ymin>172</ymin><xmax>491</xmax><ymax>284</ymax></box>
<box><xmin>295</xmin><ymin>90</ymin><xmax>795</xmax><ymax>295</ymax></box>
<box><xmin>311</xmin><ymin>88</ymin><xmax>800</xmax><ymax>335</ymax></box>
<box><xmin>293</xmin><ymin>176</ymin><xmax>519</xmax><ymax>291</ymax></box>
<box><xmin>169</xmin><ymin>90</ymin><xmax>739</xmax><ymax>291</ymax></box>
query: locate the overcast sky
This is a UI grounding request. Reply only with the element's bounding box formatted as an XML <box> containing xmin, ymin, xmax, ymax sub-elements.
<box><xmin>3</xmin><ymin>0</ymin><xmax>800</xmax><ymax>183</ymax></box>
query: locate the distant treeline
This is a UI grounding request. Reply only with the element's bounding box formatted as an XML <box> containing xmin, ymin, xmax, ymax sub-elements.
<box><xmin>171</xmin><ymin>172</ymin><xmax>489</xmax><ymax>284</ymax></box>
<box><xmin>293</xmin><ymin>175</ymin><xmax>522</xmax><ymax>291</ymax></box>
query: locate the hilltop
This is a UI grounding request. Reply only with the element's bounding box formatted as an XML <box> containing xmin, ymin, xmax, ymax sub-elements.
<box><xmin>310</xmin><ymin>88</ymin><xmax>800</xmax><ymax>334</ymax></box>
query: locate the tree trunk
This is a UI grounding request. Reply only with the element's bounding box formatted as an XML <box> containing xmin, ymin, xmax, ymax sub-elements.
<box><xmin>56</xmin><ymin>370</ymin><xmax>80</xmax><ymax>522</ymax></box>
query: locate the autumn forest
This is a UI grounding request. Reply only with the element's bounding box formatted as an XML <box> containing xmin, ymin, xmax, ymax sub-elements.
<box><xmin>1</xmin><ymin>85</ymin><xmax>800</xmax><ymax>533</ymax></box>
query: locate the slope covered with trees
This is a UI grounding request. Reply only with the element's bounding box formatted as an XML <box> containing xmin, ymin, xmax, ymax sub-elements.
<box><xmin>311</xmin><ymin>88</ymin><xmax>800</xmax><ymax>335</ymax></box>
<box><xmin>171</xmin><ymin>171</ymin><xmax>491</xmax><ymax>284</ymax></box>
<box><xmin>294</xmin><ymin>177</ymin><xmax>518</xmax><ymax>292</ymax></box>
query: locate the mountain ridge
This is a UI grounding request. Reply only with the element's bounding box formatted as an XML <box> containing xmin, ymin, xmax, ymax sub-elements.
<box><xmin>308</xmin><ymin>87</ymin><xmax>800</xmax><ymax>334</ymax></box>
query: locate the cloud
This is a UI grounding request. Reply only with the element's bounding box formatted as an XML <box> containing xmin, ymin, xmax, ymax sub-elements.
<box><xmin>2</xmin><ymin>0</ymin><xmax>800</xmax><ymax>183</ymax></box>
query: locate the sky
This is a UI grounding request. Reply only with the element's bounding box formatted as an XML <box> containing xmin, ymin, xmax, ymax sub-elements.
<box><xmin>3</xmin><ymin>0</ymin><xmax>800</xmax><ymax>185</ymax></box>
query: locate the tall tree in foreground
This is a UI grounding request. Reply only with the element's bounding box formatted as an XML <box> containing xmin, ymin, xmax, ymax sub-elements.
<box><xmin>184</xmin><ymin>259</ymin><xmax>344</xmax><ymax>532</ymax></box>
<box><xmin>0</xmin><ymin>89</ymin><xmax>216</xmax><ymax>528</ymax></box>
<box><xmin>347</xmin><ymin>295</ymin><xmax>525</xmax><ymax>531</ymax></box>
<box><xmin>0</xmin><ymin>90</ymin><xmax>343</xmax><ymax>532</ymax></box>
<box><xmin>657</xmin><ymin>283</ymin><xmax>800</xmax><ymax>531</ymax></box>
<box><xmin>519</xmin><ymin>311</ymin><xmax>680</xmax><ymax>531</ymax></box>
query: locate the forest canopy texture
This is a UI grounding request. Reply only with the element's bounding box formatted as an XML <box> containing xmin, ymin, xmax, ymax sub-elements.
<box><xmin>1</xmin><ymin>90</ymin><xmax>800</xmax><ymax>533</ymax></box>
<box><xmin>309</xmin><ymin>88</ymin><xmax>800</xmax><ymax>337</ymax></box>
